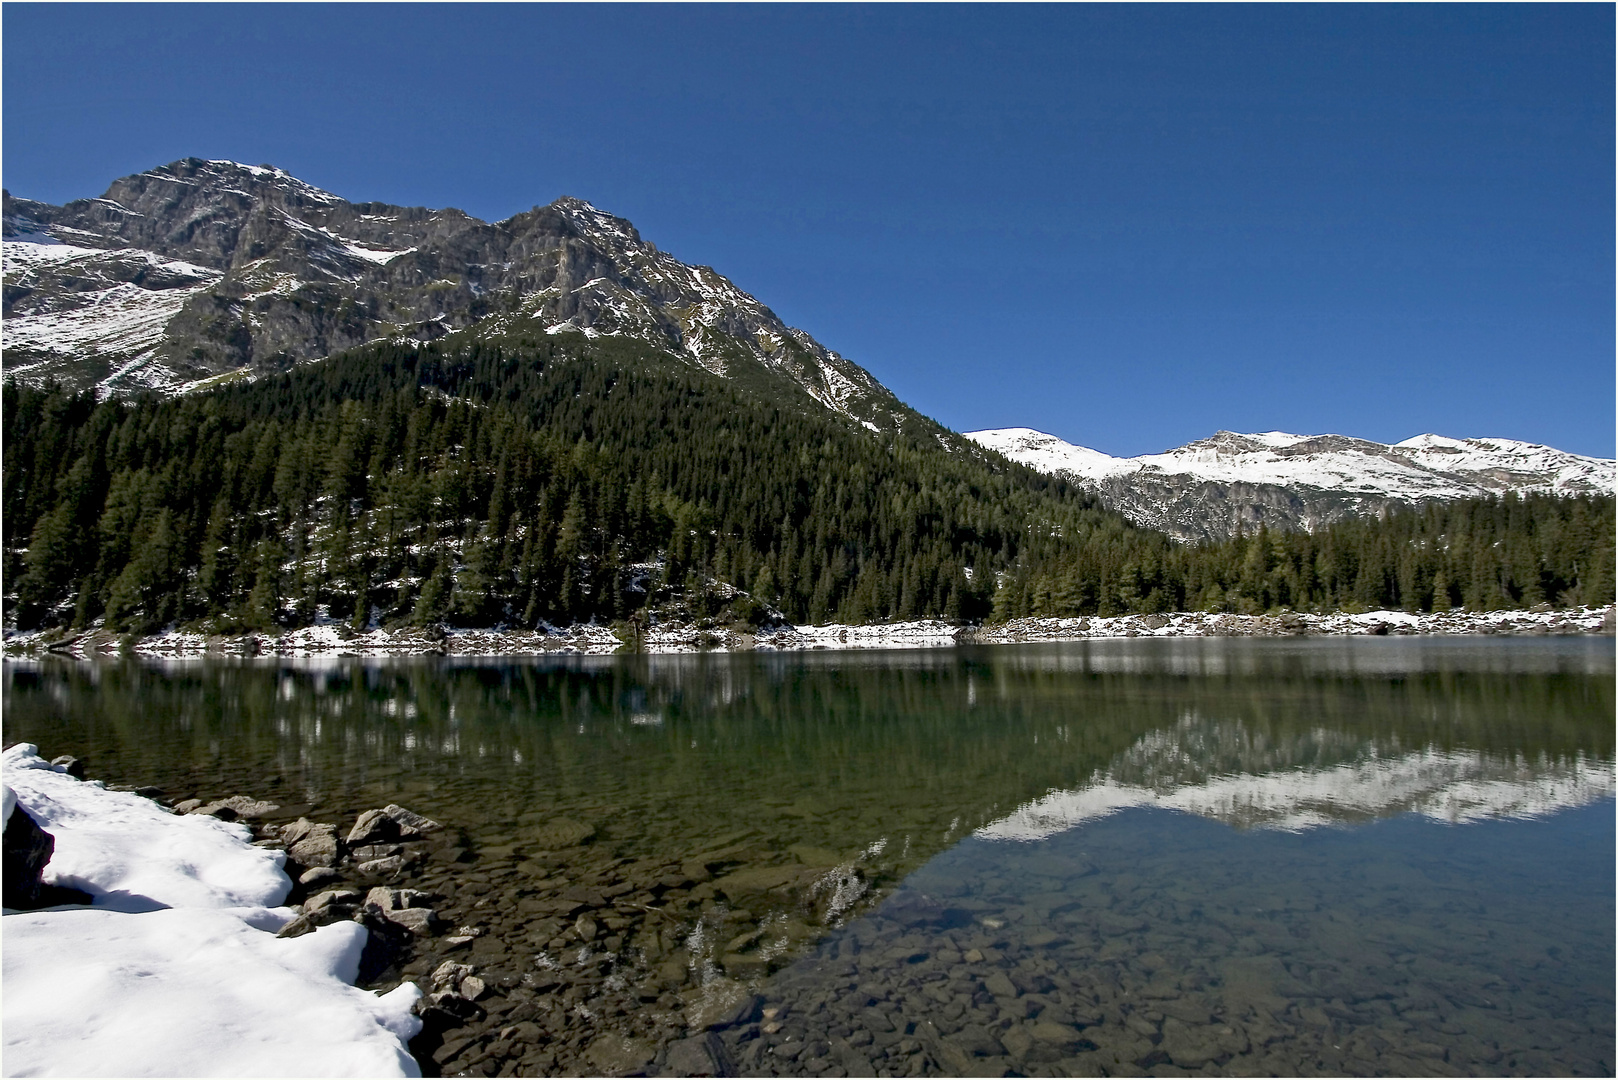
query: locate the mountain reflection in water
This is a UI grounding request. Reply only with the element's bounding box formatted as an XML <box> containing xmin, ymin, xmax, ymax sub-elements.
<box><xmin>981</xmin><ymin>719</ymin><xmax>1615</xmax><ymax>839</ymax></box>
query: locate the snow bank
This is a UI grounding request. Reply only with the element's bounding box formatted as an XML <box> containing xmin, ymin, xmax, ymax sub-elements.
<box><xmin>3</xmin><ymin>744</ymin><xmax>287</xmax><ymax>911</ymax></box>
<box><xmin>2</xmin><ymin>744</ymin><xmax>421</xmax><ymax>1077</ymax></box>
<box><xmin>3</xmin><ymin>907</ymin><xmax>420</xmax><ymax>1077</ymax></box>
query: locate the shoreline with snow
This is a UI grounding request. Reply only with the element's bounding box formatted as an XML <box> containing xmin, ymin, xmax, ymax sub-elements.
<box><xmin>3</xmin><ymin>605</ymin><xmax>1611</xmax><ymax>661</ymax></box>
<box><xmin>1</xmin><ymin>744</ymin><xmax>422</xmax><ymax>1077</ymax></box>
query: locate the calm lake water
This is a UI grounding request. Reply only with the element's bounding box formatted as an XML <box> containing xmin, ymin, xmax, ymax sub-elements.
<box><xmin>4</xmin><ymin>637</ymin><xmax>1613</xmax><ymax>1077</ymax></box>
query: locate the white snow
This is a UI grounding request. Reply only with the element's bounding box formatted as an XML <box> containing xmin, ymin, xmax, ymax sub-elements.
<box><xmin>757</xmin><ymin>620</ymin><xmax>968</xmax><ymax>651</ymax></box>
<box><xmin>1</xmin><ymin>744</ymin><xmax>287</xmax><ymax>911</ymax></box>
<box><xmin>2</xmin><ymin>241</ymin><xmax>221</xmax><ymax>378</ymax></box>
<box><xmin>203</xmin><ymin>160</ymin><xmax>345</xmax><ymax>205</ymax></box>
<box><xmin>3</xmin><ymin>239</ymin><xmax>113</xmax><ymax>266</ymax></box>
<box><xmin>977</xmin><ymin>604</ymin><xmax>1612</xmax><ymax>643</ymax></box>
<box><xmin>4</xmin><ymin>907</ymin><xmax>421</xmax><ymax>1077</ymax></box>
<box><xmin>343</xmin><ymin>243</ymin><xmax>416</xmax><ymax>266</ymax></box>
<box><xmin>966</xmin><ymin>427</ymin><xmax>1615</xmax><ymax>501</ymax></box>
<box><xmin>2</xmin><ymin>744</ymin><xmax>422</xmax><ymax>1077</ymax></box>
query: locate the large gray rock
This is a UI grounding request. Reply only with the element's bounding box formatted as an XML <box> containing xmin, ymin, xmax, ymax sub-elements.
<box><xmin>286</xmin><ymin>821</ymin><xmax>341</xmax><ymax>868</ymax></box>
<box><xmin>346</xmin><ymin>804</ymin><xmax>441</xmax><ymax>846</ymax></box>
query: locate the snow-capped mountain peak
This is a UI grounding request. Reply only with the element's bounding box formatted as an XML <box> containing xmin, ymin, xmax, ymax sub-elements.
<box><xmin>2</xmin><ymin>159</ymin><xmax>902</xmax><ymax>429</ymax></box>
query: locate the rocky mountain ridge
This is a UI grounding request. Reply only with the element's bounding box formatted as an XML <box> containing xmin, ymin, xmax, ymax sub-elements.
<box><xmin>967</xmin><ymin>427</ymin><xmax>1615</xmax><ymax>543</ymax></box>
<box><xmin>2</xmin><ymin>159</ymin><xmax>902</xmax><ymax>430</ymax></box>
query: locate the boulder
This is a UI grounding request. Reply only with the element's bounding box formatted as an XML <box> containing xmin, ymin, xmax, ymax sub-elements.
<box><xmin>346</xmin><ymin>804</ymin><xmax>441</xmax><ymax>846</ymax></box>
<box><xmin>49</xmin><ymin>756</ymin><xmax>86</xmax><ymax>780</ymax></box>
<box><xmin>533</xmin><ymin>817</ymin><xmax>595</xmax><ymax>849</ymax></box>
<box><xmin>3</xmin><ymin>802</ymin><xmax>54</xmax><ymax>909</ymax></box>
<box><xmin>349</xmin><ymin>843</ymin><xmax>402</xmax><ymax>861</ymax></box>
<box><xmin>279</xmin><ymin>818</ymin><xmax>318</xmax><ymax>847</ymax></box>
<box><xmin>305</xmin><ymin>888</ymin><xmax>362</xmax><ymax>915</ymax></box>
<box><xmin>383</xmin><ymin>906</ymin><xmax>439</xmax><ymax>936</ymax></box>
<box><xmin>364</xmin><ymin>886</ymin><xmax>440</xmax><ymax>935</ymax></box>
<box><xmin>286</xmin><ymin>822</ymin><xmax>341</xmax><ymax>868</ymax></box>
<box><xmin>298</xmin><ymin>866</ymin><xmax>344</xmax><ymax>889</ymax></box>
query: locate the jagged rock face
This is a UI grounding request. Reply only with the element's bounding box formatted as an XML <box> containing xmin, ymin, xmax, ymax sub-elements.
<box><xmin>968</xmin><ymin>427</ymin><xmax>1616</xmax><ymax>543</ymax></box>
<box><xmin>2</xmin><ymin>159</ymin><xmax>902</xmax><ymax>429</ymax></box>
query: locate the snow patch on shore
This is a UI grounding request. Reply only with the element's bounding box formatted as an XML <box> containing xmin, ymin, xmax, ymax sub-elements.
<box><xmin>976</xmin><ymin>605</ymin><xmax>1612</xmax><ymax>644</ymax></box>
<box><xmin>3</xmin><ymin>744</ymin><xmax>287</xmax><ymax>911</ymax></box>
<box><xmin>2</xmin><ymin>744</ymin><xmax>422</xmax><ymax>1077</ymax></box>
<box><xmin>4</xmin><ymin>907</ymin><xmax>421</xmax><ymax>1077</ymax></box>
<box><xmin>758</xmin><ymin>620</ymin><xmax>968</xmax><ymax>651</ymax></box>
<box><xmin>6</xmin><ymin>607</ymin><xmax>1609</xmax><ymax>661</ymax></box>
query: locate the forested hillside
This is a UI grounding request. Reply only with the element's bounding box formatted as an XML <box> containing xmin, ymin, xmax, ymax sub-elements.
<box><xmin>994</xmin><ymin>494</ymin><xmax>1614</xmax><ymax>619</ymax></box>
<box><xmin>3</xmin><ymin>331</ymin><xmax>1089</xmax><ymax>634</ymax></box>
<box><xmin>4</xmin><ymin>332</ymin><xmax>1612</xmax><ymax>637</ymax></box>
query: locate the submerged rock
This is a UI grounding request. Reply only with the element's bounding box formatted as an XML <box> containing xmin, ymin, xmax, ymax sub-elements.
<box><xmin>585</xmin><ymin>1032</ymin><xmax>655</xmax><ymax>1076</ymax></box>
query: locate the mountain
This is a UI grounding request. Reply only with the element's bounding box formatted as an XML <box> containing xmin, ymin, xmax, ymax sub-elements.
<box><xmin>2</xmin><ymin>161</ymin><xmax>1611</xmax><ymax>637</ymax></box>
<box><xmin>967</xmin><ymin>427</ymin><xmax>1616</xmax><ymax>543</ymax></box>
<box><xmin>2</xmin><ymin>158</ymin><xmax>903</xmax><ymax>432</ymax></box>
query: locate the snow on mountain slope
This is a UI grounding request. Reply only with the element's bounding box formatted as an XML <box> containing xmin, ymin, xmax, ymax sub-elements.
<box><xmin>2</xmin><ymin>160</ymin><xmax>903</xmax><ymax>428</ymax></box>
<box><xmin>2</xmin><ymin>241</ymin><xmax>224</xmax><ymax>392</ymax></box>
<box><xmin>967</xmin><ymin>427</ymin><xmax>1615</xmax><ymax>542</ymax></box>
<box><xmin>539</xmin><ymin>197</ymin><xmax>892</xmax><ymax>420</ymax></box>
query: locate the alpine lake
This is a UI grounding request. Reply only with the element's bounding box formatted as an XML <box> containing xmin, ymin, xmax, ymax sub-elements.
<box><xmin>4</xmin><ymin>637</ymin><xmax>1613</xmax><ymax>1078</ymax></box>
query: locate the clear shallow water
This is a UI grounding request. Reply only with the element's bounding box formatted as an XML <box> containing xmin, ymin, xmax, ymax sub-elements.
<box><xmin>724</xmin><ymin>804</ymin><xmax>1613</xmax><ymax>1077</ymax></box>
<box><xmin>3</xmin><ymin>637</ymin><xmax>1612</xmax><ymax>1076</ymax></box>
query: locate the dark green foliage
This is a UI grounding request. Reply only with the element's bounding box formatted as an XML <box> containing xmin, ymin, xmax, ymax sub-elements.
<box><xmin>992</xmin><ymin>497</ymin><xmax>1615</xmax><ymax>619</ymax></box>
<box><xmin>1</xmin><ymin>334</ymin><xmax>1053</xmax><ymax>632</ymax></box>
<box><xmin>4</xmin><ymin>333</ymin><xmax>1612</xmax><ymax>635</ymax></box>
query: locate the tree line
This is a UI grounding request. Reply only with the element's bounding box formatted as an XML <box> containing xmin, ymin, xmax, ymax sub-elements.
<box><xmin>991</xmin><ymin>493</ymin><xmax>1614</xmax><ymax>620</ymax></box>
<box><xmin>4</xmin><ymin>333</ymin><xmax>1611</xmax><ymax>637</ymax></box>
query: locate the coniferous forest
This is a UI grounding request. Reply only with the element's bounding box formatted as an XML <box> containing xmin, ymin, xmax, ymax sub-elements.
<box><xmin>4</xmin><ymin>333</ymin><xmax>1612</xmax><ymax>637</ymax></box>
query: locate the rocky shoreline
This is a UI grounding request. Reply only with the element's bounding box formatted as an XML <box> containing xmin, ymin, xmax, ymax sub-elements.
<box><xmin>35</xmin><ymin>774</ymin><xmax>868</xmax><ymax>1078</ymax></box>
<box><xmin>4</xmin><ymin>605</ymin><xmax>1612</xmax><ymax>661</ymax></box>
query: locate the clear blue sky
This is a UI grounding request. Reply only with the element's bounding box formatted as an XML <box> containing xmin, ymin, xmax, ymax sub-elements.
<box><xmin>4</xmin><ymin>4</ymin><xmax>1612</xmax><ymax>457</ymax></box>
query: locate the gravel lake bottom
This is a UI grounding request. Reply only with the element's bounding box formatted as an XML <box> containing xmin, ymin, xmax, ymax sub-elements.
<box><xmin>3</xmin><ymin>637</ymin><xmax>1612</xmax><ymax>1077</ymax></box>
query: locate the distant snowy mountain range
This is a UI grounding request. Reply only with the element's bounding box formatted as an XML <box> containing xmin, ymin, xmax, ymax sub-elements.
<box><xmin>967</xmin><ymin>427</ymin><xmax>1614</xmax><ymax>542</ymax></box>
